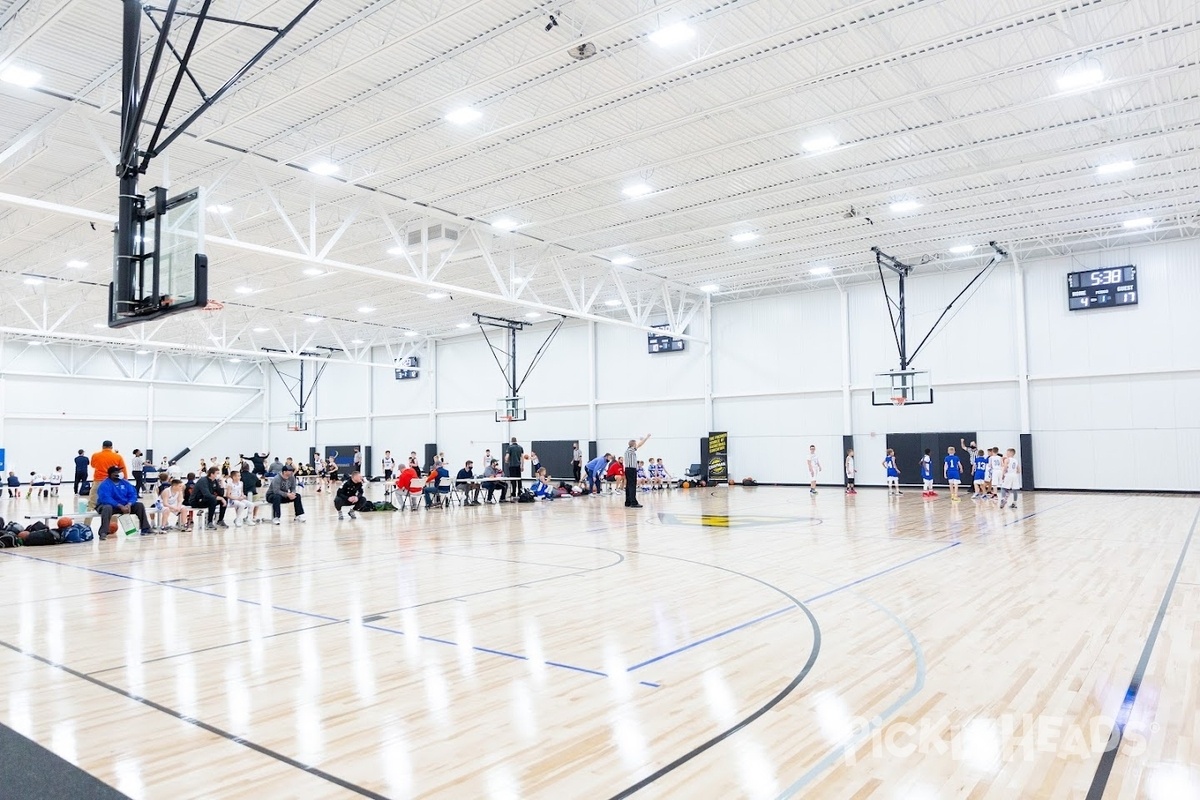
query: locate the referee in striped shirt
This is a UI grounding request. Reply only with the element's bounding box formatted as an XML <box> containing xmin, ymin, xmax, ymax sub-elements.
<box><xmin>624</xmin><ymin>433</ymin><xmax>651</xmax><ymax>508</ymax></box>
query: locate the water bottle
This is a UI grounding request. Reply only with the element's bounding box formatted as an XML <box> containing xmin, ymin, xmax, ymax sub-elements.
<box><xmin>57</xmin><ymin>503</ymin><xmax>64</xmax><ymax>517</ymax></box>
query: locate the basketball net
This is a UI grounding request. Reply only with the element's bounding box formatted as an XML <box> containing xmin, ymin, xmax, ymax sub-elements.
<box><xmin>202</xmin><ymin>299</ymin><xmax>224</xmax><ymax>312</ymax></box>
<box><xmin>891</xmin><ymin>396</ymin><xmax>907</xmax><ymax>406</ymax></box>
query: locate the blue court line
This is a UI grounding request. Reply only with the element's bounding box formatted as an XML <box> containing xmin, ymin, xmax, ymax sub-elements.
<box><xmin>362</xmin><ymin>620</ymin><xmax>659</xmax><ymax>688</ymax></box>
<box><xmin>1004</xmin><ymin>499</ymin><xmax>1073</xmax><ymax>527</ymax></box>
<box><xmin>627</xmin><ymin>542</ymin><xmax>960</xmax><ymax>674</ymax></box>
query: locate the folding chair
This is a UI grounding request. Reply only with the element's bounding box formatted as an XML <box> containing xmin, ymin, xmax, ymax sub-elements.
<box><xmin>442</xmin><ymin>477</ymin><xmax>463</xmax><ymax>506</ymax></box>
<box><xmin>396</xmin><ymin>478</ymin><xmax>424</xmax><ymax>511</ymax></box>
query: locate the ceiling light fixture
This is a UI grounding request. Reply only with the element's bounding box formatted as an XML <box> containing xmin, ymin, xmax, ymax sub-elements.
<box><xmin>604</xmin><ymin>299</ymin><xmax>622</xmax><ymax>307</ymax></box>
<box><xmin>1057</xmin><ymin>65</ymin><xmax>1103</xmax><ymax>91</ymax></box>
<box><xmin>136</xmin><ymin>349</ymin><xmax>150</xmax><ymax>355</ymax></box>
<box><xmin>27</xmin><ymin>340</ymin><xmax>43</xmax><ymax>346</ymax></box>
<box><xmin>611</xmin><ymin>255</ymin><xmax>634</xmax><ymax>266</ymax></box>
<box><xmin>810</xmin><ymin>266</ymin><xmax>832</xmax><ymax>276</ymax></box>
<box><xmin>949</xmin><ymin>245</ymin><xmax>975</xmax><ymax>255</ymax></box>
<box><xmin>1096</xmin><ymin>161</ymin><xmax>1135</xmax><ymax>176</ymax></box>
<box><xmin>358</xmin><ymin>306</ymin><xmax>375</xmax><ymax>313</ymax></box>
<box><xmin>455</xmin><ymin>322</ymin><xmax>470</xmax><ymax>329</ymax></box>
<box><xmin>235</xmin><ymin>286</ymin><xmax>254</xmax><ymax>294</ymax></box>
<box><xmin>207</xmin><ymin>204</ymin><xmax>232</xmax><ymax>215</ymax></box>
<box><xmin>67</xmin><ymin>260</ymin><xmax>88</xmax><ymax>268</ymax></box>
<box><xmin>351</xmin><ymin>339</ymin><xmax>364</xmax><ymax>345</ymax></box>
<box><xmin>525</xmin><ymin>312</ymin><xmax>541</xmax><ymax>319</ymax></box>
<box><xmin>303</xmin><ymin>268</ymin><xmax>325</xmax><ymax>276</ymax></box>
<box><xmin>700</xmin><ymin>284</ymin><xmax>720</xmax><ymax>293</ymax></box>
<box><xmin>890</xmin><ymin>200</ymin><xmax>921</xmax><ymax>213</ymax></box>
<box><xmin>386</xmin><ymin>246</ymin><xmax>405</xmax><ymax>256</ymax></box>
<box><xmin>731</xmin><ymin>232</ymin><xmax>759</xmax><ymax>243</ymax></box>
<box><xmin>491</xmin><ymin>218</ymin><xmax>519</xmax><ymax>231</ymax></box>
<box><xmin>23</xmin><ymin>277</ymin><xmax>42</xmax><ymax>285</ymax></box>
<box><xmin>304</xmin><ymin>315</ymin><xmax>323</xmax><ymax>323</ymax></box>
<box><xmin>252</xmin><ymin>327</ymin><xmax>269</xmax><ymax>333</ymax></box>
<box><xmin>622</xmin><ymin>183</ymin><xmax>653</xmax><ymax>198</ymax></box>
<box><xmin>93</xmin><ymin>322</ymin><xmax>107</xmax><ymax>329</ymax></box>
<box><xmin>229</xmin><ymin>358</ymin><xmax>242</xmax><ymax>364</ymax></box>
<box><xmin>426</xmin><ymin>291</ymin><xmax>448</xmax><ymax>300</ymax></box>
<box><xmin>1123</xmin><ymin>217</ymin><xmax>1153</xmax><ymax>229</ymax></box>
<box><xmin>404</xmin><ymin>330</ymin><xmax>419</xmax><ymax>337</ymax></box>
<box><xmin>445</xmin><ymin>107</ymin><xmax>482</xmax><ymax>125</ymax></box>
<box><xmin>308</xmin><ymin>161</ymin><xmax>339</xmax><ymax>176</ymax></box>
<box><xmin>802</xmin><ymin>135</ymin><xmax>838</xmax><ymax>152</ymax></box>
<box><xmin>0</xmin><ymin>65</ymin><xmax>40</xmax><ymax>87</ymax></box>
<box><xmin>649</xmin><ymin>22</ymin><xmax>695</xmax><ymax>47</ymax></box>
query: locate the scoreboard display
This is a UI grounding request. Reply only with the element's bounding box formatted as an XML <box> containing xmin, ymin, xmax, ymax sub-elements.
<box><xmin>648</xmin><ymin>324</ymin><xmax>686</xmax><ymax>354</ymax></box>
<box><xmin>394</xmin><ymin>356</ymin><xmax>419</xmax><ymax>380</ymax></box>
<box><xmin>1067</xmin><ymin>266</ymin><xmax>1138</xmax><ymax>311</ymax></box>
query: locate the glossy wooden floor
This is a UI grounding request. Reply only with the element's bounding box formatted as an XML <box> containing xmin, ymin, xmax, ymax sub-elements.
<box><xmin>0</xmin><ymin>486</ymin><xmax>1196</xmax><ymax>799</ymax></box>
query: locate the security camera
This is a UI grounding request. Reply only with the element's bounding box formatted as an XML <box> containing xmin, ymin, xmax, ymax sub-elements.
<box><xmin>545</xmin><ymin>14</ymin><xmax>558</xmax><ymax>32</ymax></box>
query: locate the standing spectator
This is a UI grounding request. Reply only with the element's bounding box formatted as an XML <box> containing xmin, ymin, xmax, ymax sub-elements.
<box><xmin>244</xmin><ymin>451</ymin><xmax>269</xmax><ymax>477</ymax></box>
<box><xmin>266</xmin><ymin>465</ymin><xmax>305</xmax><ymax>524</ymax></box>
<box><xmin>571</xmin><ymin>442</ymin><xmax>583</xmax><ymax>484</ymax></box>
<box><xmin>503</xmin><ymin>437</ymin><xmax>525</xmax><ymax>493</ymax></box>
<box><xmin>624</xmin><ymin>434</ymin><xmax>652</xmax><ymax>508</ymax></box>
<box><xmin>131</xmin><ymin>449</ymin><xmax>146</xmax><ymax>494</ymax></box>
<box><xmin>352</xmin><ymin>448</ymin><xmax>363</xmax><ymax>475</ymax></box>
<box><xmin>88</xmin><ymin>440</ymin><xmax>128</xmax><ymax>510</ymax></box>
<box><xmin>72</xmin><ymin>449</ymin><xmax>89</xmax><ymax>495</ymax></box>
<box><xmin>95</xmin><ymin>466</ymin><xmax>153</xmax><ymax>539</ymax></box>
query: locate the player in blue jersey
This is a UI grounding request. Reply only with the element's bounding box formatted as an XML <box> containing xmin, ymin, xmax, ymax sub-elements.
<box><xmin>944</xmin><ymin>446</ymin><xmax>963</xmax><ymax>502</ymax></box>
<box><xmin>971</xmin><ymin>450</ymin><xmax>988</xmax><ymax>498</ymax></box>
<box><xmin>919</xmin><ymin>449</ymin><xmax>935</xmax><ymax>498</ymax></box>
<box><xmin>883</xmin><ymin>449</ymin><xmax>901</xmax><ymax>496</ymax></box>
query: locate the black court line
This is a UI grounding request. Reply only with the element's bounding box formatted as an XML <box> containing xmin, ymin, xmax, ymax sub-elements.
<box><xmin>0</xmin><ymin>638</ymin><xmax>388</xmax><ymax>799</ymax></box>
<box><xmin>607</xmin><ymin>550</ymin><xmax>822</xmax><ymax>799</ymax></box>
<box><xmin>1085</xmin><ymin>505</ymin><xmax>1199</xmax><ymax>800</ymax></box>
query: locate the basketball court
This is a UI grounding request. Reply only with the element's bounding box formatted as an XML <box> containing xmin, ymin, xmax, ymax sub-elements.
<box><xmin>1</xmin><ymin>0</ymin><xmax>1198</xmax><ymax>798</ymax></box>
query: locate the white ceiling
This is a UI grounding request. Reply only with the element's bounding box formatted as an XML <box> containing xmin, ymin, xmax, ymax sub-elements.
<box><xmin>1</xmin><ymin>0</ymin><xmax>1197</xmax><ymax>358</ymax></box>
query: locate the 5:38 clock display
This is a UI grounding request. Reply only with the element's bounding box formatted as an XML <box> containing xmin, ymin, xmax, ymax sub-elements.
<box><xmin>1067</xmin><ymin>266</ymin><xmax>1138</xmax><ymax>311</ymax></box>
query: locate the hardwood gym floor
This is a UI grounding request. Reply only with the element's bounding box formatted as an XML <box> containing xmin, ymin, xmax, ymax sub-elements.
<box><xmin>0</xmin><ymin>486</ymin><xmax>1196</xmax><ymax>799</ymax></box>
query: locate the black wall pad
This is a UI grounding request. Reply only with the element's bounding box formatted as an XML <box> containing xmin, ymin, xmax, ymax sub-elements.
<box><xmin>885</xmin><ymin>431</ymin><xmax>977</xmax><ymax>486</ymax></box>
<box><xmin>424</xmin><ymin>443</ymin><xmax>438</xmax><ymax>471</ymax></box>
<box><xmin>1020</xmin><ymin>433</ymin><xmax>1034</xmax><ymax>490</ymax></box>
<box><xmin>532</xmin><ymin>440</ymin><xmax>576</xmax><ymax>479</ymax></box>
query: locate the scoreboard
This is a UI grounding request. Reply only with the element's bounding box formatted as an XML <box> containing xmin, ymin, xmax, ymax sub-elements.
<box><xmin>648</xmin><ymin>324</ymin><xmax>686</xmax><ymax>353</ymax></box>
<box><xmin>394</xmin><ymin>356</ymin><xmax>420</xmax><ymax>380</ymax></box>
<box><xmin>1067</xmin><ymin>266</ymin><xmax>1138</xmax><ymax>311</ymax></box>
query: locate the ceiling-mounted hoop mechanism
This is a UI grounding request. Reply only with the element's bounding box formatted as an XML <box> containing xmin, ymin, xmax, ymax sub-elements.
<box><xmin>473</xmin><ymin>313</ymin><xmax>567</xmax><ymax>416</ymax></box>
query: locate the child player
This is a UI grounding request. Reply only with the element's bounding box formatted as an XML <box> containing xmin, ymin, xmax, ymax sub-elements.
<box><xmin>920</xmin><ymin>449</ymin><xmax>935</xmax><ymax>498</ymax></box>
<box><xmin>807</xmin><ymin>445</ymin><xmax>821</xmax><ymax>495</ymax></box>
<box><xmin>883</xmin><ymin>449</ymin><xmax>901</xmax><ymax>495</ymax></box>
<box><xmin>844</xmin><ymin>449</ymin><xmax>857</xmax><ymax>495</ymax></box>
<box><xmin>972</xmin><ymin>448</ymin><xmax>988</xmax><ymax>499</ymax></box>
<box><xmin>999</xmin><ymin>448</ymin><xmax>1021</xmax><ymax>508</ymax></box>
<box><xmin>944</xmin><ymin>446</ymin><xmax>963</xmax><ymax>502</ymax></box>
<box><xmin>987</xmin><ymin>446</ymin><xmax>1004</xmax><ymax>499</ymax></box>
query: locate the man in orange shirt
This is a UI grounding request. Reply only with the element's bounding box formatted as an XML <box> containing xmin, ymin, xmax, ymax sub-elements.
<box><xmin>88</xmin><ymin>440</ymin><xmax>127</xmax><ymax>510</ymax></box>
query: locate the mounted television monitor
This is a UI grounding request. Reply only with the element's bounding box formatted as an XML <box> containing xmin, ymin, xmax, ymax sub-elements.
<box><xmin>648</xmin><ymin>324</ymin><xmax>685</xmax><ymax>354</ymax></box>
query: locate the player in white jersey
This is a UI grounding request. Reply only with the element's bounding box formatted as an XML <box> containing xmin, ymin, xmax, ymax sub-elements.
<box><xmin>844</xmin><ymin>449</ymin><xmax>857</xmax><ymax>495</ymax></box>
<box><xmin>225</xmin><ymin>470</ymin><xmax>253</xmax><ymax>526</ymax></box>
<box><xmin>998</xmin><ymin>448</ymin><xmax>1021</xmax><ymax>508</ymax></box>
<box><xmin>987</xmin><ymin>447</ymin><xmax>1004</xmax><ymax>499</ymax></box>
<box><xmin>806</xmin><ymin>445</ymin><xmax>821</xmax><ymax>495</ymax></box>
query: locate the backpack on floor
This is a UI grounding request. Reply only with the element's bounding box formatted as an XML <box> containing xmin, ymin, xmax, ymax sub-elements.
<box><xmin>22</xmin><ymin>528</ymin><xmax>62</xmax><ymax>546</ymax></box>
<box><xmin>62</xmin><ymin>523</ymin><xmax>94</xmax><ymax>543</ymax></box>
<box><xmin>372</xmin><ymin>501</ymin><xmax>397</xmax><ymax>512</ymax></box>
<box><xmin>0</xmin><ymin>530</ymin><xmax>19</xmax><ymax>548</ymax></box>
<box><xmin>517</xmin><ymin>490</ymin><xmax>535</xmax><ymax>504</ymax></box>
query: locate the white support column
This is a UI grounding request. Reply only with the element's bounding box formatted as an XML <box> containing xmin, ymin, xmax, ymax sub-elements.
<box><xmin>703</xmin><ymin>295</ymin><xmax>714</xmax><ymax>431</ymax></box>
<box><xmin>261</xmin><ymin>363</ymin><xmax>271</xmax><ymax>449</ymax></box>
<box><xmin>0</xmin><ymin>374</ymin><xmax>7</xmax><ymax>458</ymax></box>
<box><xmin>146</xmin><ymin>383</ymin><xmax>155</xmax><ymax>452</ymax></box>
<box><xmin>366</xmin><ymin>357</ymin><xmax>375</xmax><ymax>453</ymax></box>
<box><xmin>428</xmin><ymin>339</ymin><xmax>439</xmax><ymax>444</ymax></box>
<box><xmin>840</xmin><ymin>287</ymin><xmax>853</xmax><ymax>436</ymax></box>
<box><xmin>1013</xmin><ymin>255</ymin><xmax>1032</xmax><ymax>434</ymax></box>
<box><xmin>587</xmin><ymin>321</ymin><xmax>598</xmax><ymax>441</ymax></box>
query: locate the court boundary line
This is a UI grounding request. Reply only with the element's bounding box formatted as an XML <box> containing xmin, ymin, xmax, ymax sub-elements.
<box><xmin>1084</xmin><ymin>504</ymin><xmax>1199</xmax><ymax>799</ymax></box>
<box><xmin>606</xmin><ymin>551</ymin><xmax>822</xmax><ymax>800</ymax></box>
<box><xmin>0</xmin><ymin>638</ymin><xmax>389</xmax><ymax>800</ymax></box>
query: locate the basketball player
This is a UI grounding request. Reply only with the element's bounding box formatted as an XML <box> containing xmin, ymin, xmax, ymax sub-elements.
<box><xmin>999</xmin><ymin>448</ymin><xmax>1021</xmax><ymax>508</ymax></box>
<box><xmin>844</xmin><ymin>449</ymin><xmax>857</xmax><ymax>495</ymax></box>
<box><xmin>988</xmin><ymin>447</ymin><xmax>1004</xmax><ymax>499</ymax></box>
<box><xmin>806</xmin><ymin>445</ymin><xmax>821</xmax><ymax>495</ymax></box>
<box><xmin>381</xmin><ymin>450</ymin><xmax>396</xmax><ymax>482</ymax></box>
<box><xmin>972</xmin><ymin>449</ymin><xmax>988</xmax><ymax>499</ymax></box>
<box><xmin>920</xmin><ymin>449</ymin><xmax>935</xmax><ymax>498</ymax></box>
<box><xmin>944</xmin><ymin>446</ymin><xmax>963</xmax><ymax>502</ymax></box>
<box><xmin>883</xmin><ymin>449</ymin><xmax>901</xmax><ymax>495</ymax></box>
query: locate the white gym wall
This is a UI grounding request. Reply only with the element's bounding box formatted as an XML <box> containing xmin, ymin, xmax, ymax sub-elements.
<box><xmin>2</xmin><ymin>238</ymin><xmax>1197</xmax><ymax>491</ymax></box>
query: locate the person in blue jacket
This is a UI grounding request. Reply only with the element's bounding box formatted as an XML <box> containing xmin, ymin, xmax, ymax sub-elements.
<box><xmin>584</xmin><ymin>453</ymin><xmax>612</xmax><ymax>495</ymax></box>
<box><xmin>96</xmin><ymin>465</ymin><xmax>153</xmax><ymax>539</ymax></box>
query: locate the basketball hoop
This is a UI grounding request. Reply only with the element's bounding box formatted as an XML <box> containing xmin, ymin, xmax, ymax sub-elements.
<box><xmin>891</xmin><ymin>396</ymin><xmax>907</xmax><ymax>407</ymax></box>
<box><xmin>501</xmin><ymin>415</ymin><xmax>513</xmax><ymax>422</ymax></box>
<box><xmin>201</xmin><ymin>299</ymin><xmax>224</xmax><ymax>312</ymax></box>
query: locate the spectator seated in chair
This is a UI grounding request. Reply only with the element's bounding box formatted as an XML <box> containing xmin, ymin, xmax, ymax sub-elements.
<box><xmin>481</xmin><ymin>459</ymin><xmax>507</xmax><ymax>503</ymax></box>
<box><xmin>96</xmin><ymin>465</ymin><xmax>153</xmax><ymax>539</ymax></box>
<box><xmin>456</xmin><ymin>461</ymin><xmax>481</xmax><ymax>505</ymax></box>
<box><xmin>335</xmin><ymin>471</ymin><xmax>370</xmax><ymax>519</ymax></box>
<box><xmin>265</xmin><ymin>465</ymin><xmax>306</xmax><ymax>525</ymax></box>
<box><xmin>423</xmin><ymin>460</ymin><xmax>450</xmax><ymax>508</ymax></box>
<box><xmin>605</xmin><ymin>457</ymin><xmax>625</xmax><ymax>491</ymax></box>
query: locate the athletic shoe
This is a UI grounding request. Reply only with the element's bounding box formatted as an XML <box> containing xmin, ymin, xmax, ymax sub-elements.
<box><xmin>338</xmin><ymin>513</ymin><xmax>344</xmax><ymax>520</ymax></box>
<box><xmin>810</xmin><ymin>489</ymin><xmax>818</xmax><ymax>495</ymax></box>
<box><xmin>140</xmin><ymin>529</ymin><xmax>154</xmax><ymax>536</ymax></box>
<box><xmin>273</xmin><ymin>518</ymin><xmax>281</xmax><ymax>525</ymax></box>
<box><xmin>629</xmin><ymin>503</ymin><xmax>643</xmax><ymax>509</ymax></box>
<box><xmin>297</xmin><ymin>515</ymin><xmax>306</xmax><ymax>523</ymax></box>
<box><xmin>1008</xmin><ymin>503</ymin><xmax>1017</xmax><ymax>509</ymax></box>
<box><xmin>951</xmin><ymin>496</ymin><xmax>960</xmax><ymax>502</ymax></box>
<box><xmin>348</xmin><ymin>510</ymin><xmax>357</xmax><ymax>519</ymax></box>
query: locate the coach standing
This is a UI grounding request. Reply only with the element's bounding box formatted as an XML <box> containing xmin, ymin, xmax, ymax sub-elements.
<box><xmin>624</xmin><ymin>434</ymin><xmax>651</xmax><ymax>508</ymax></box>
<box><xmin>72</xmin><ymin>449</ymin><xmax>89</xmax><ymax>495</ymax></box>
<box><xmin>504</xmin><ymin>437</ymin><xmax>524</xmax><ymax>496</ymax></box>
